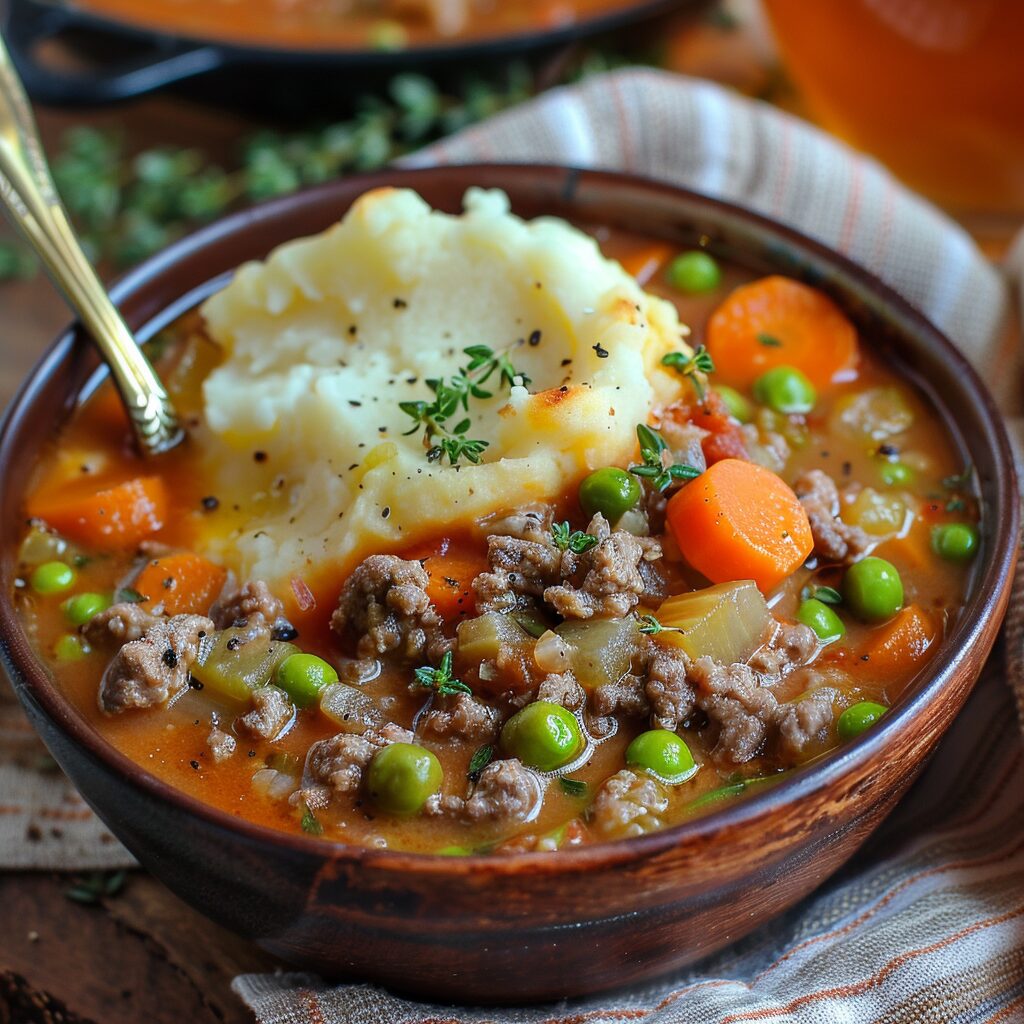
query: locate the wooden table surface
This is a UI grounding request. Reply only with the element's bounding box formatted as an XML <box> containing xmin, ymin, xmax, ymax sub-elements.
<box><xmin>0</xmin><ymin>5</ymin><xmax>1018</xmax><ymax>1023</ymax></box>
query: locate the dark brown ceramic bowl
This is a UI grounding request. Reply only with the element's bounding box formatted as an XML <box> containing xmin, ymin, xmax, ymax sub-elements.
<box><xmin>0</xmin><ymin>166</ymin><xmax>1017</xmax><ymax>1004</ymax></box>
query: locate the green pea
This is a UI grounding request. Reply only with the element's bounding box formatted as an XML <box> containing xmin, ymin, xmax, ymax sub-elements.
<box><xmin>501</xmin><ymin>701</ymin><xmax>583</xmax><ymax>772</ymax></box>
<box><xmin>367</xmin><ymin>743</ymin><xmax>442</xmax><ymax>816</ymax></box>
<box><xmin>437</xmin><ymin>844</ymin><xmax>472</xmax><ymax>856</ymax></box>
<box><xmin>843</xmin><ymin>557</ymin><xmax>904</xmax><ymax>623</ymax></box>
<box><xmin>275</xmin><ymin>653</ymin><xmax>339</xmax><ymax>708</ymax></box>
<box><xmin>625</xmin><ymin>729</ymin><xmax>697</xmax><ymax>784</ymax></box>
<box><xmin>60</xmin><ymin>592</ymin><xmax>110</xmax><ymax>626</ymax></box>
<box><xmin>54</xmin><ymin>634</ymin><xmax>90</xmax><ymax>662</ymax></box>
<box><xmin>666</xmin><ymin>251</ymin><xmax>721</xmax><ymax>294</ymax></box>
<box><xmin>30</xmin><ymin>561</ymin><xmax>76</xmax><ymax>595</ymax></box>
<box><xmin>879</xmin><ymin>461</ymin><xmax>913</xmax><ymax>487</ymax></box>
<box><xmin>837</xmin><ymin>701</ymin><xmax>888</xmax><ymax>741</ymax></box>
<box><xmin>715</xmin><ymin>385</ymin><xmax>753</xmax><ymax>423</ymax></box>
<box><xmin>796</xmin><ymin>598</ymin><xmax>845</xmax><ymax>643</ymax></box>
<box><xmin>753</xmin><ymin>366</ymin><xmax>817</xmax><ymax>415</ymax></box>
<box><xmin>931</xmin><ymin>523</ymin><xmax>979</xmax><ymax>563</ymax></box>
<box><xmin>578</xmin><ymin>467</ymin><xmax>641</xmax><ymax>524</ymax></box>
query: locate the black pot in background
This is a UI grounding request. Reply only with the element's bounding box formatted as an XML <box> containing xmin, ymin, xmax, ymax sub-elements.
<box><xmin>4</xmin><ymin>0</ymin><xmax>703</xmax><ymax>110</ymax></box>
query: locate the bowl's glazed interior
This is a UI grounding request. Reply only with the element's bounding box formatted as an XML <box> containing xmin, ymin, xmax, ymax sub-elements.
<box><xmin>0</xmin><ymin>166</ymin><xmax>1016</xmax><ymax>1003</ymax></box>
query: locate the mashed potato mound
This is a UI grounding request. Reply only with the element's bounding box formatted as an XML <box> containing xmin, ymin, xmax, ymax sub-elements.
<box><xmin>199</xmin><ymin>187</ymin><xmax>689</xmax><ymax>591</ymax></box>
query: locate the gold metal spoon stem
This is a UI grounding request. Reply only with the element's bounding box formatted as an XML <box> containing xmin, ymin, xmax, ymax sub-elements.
<box><xmin>0</xmin><ymin>35</ymin><xmax>182</xmax><ymax>456</ymax></box>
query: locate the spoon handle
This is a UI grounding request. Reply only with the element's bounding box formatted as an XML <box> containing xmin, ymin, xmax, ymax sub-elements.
<box><xmin>0</xmin><ymin>35</ymin><xmax>182</xmax><ymax>455</ymax></box>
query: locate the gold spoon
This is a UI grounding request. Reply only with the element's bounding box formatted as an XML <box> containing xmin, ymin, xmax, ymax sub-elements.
<box><xmin>0</xmin><ymin>35</ymin><xmax>182</xmax><ymax>456</ymax></box>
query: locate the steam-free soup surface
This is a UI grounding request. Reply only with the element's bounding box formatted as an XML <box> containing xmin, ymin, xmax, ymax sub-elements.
<box><xmin>14</xmin><ymin>218</ymin><xmax>979</xmax><ymax>855</ymax></box>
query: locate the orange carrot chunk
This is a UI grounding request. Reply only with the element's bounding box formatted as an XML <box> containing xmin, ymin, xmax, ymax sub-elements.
<box><xmin>421</xmin><ymin>546</ymin><xmax>490</xmax><ymax>623</ymax></box>
<box><xmin>665</xmin><ymin>459</ymin><xmax>813</xmax><ymax>593</ymax></box>
<box><xmin>859</xmin><ymin>605</ymin><xmax>939</xmax><ymax>680</ymax></box>
<box><xmin>706</xmin><ymin>275</ymin><xmax>859</xmax><ymax>390</ymax></box>
<box><xmin>28</xmin><ymin>476</ymin><xmax>168</xmax><ymax>551</ymax></box>
<box><xmin>135</xmin><ymin>552</ymin><xmax>228</xmax><ymax>617</ymax></box>
<box><xmin>619</xmin><ymin>243</ymin><xmax>676</xmax><ymax>287</ymax></box>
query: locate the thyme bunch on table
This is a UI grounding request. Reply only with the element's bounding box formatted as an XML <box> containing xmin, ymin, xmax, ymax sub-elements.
<box><xmin>0</xmin><ymin>49</ymin><xmax>635</xmax><ymax>282</ymax></box>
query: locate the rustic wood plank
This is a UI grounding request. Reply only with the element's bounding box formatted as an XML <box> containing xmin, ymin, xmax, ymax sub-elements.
<box><xmin>0</xmin><ymin>871</ymin><xmax>275</xmax><ymax>1023</ymax></box>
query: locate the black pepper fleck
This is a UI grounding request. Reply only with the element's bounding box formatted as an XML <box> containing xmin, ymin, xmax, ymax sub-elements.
<box><xmin>382</xmin><ymin>506</ymin><xmax>391</xmax><ymax>519</ymax></box>
<box><xmin>162</xmin><ymin>648</ymin><xmax>178</xmax><ymax>668</ymax></box>
<box><xmin>593</xmin><ymin>343</ymin><xmax>609</xmax><ymax>358</ymax></box>
<box><xmin>253</xmin><ymin>451</ymin><xmax>268</xmax><ymax>463</ymax></box>
<box><xmin>528</xmin><ymin>329</ymin><xmax>542</xmax><ymax>346</ymax></box>
<box><xmin>190</xmin><ymin>760</ymin><xmax>200</xmax><ymax>771</ymax></box>
<box><xmin>200</xmin><ymin>495</ymin><xmax>219</xmax><ymax>511</ymax></box>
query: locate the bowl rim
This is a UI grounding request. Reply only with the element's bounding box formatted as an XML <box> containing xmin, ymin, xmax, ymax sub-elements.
<box><xmin>0</xmin><ymin>163</ymin><xmax>1017</xmax><ymax>876</ymax></box>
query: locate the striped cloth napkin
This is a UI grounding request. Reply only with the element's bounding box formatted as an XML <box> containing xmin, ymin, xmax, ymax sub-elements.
<box><xmin>232</xmin><ymin>69</ymin><xmax>1024</xmax><ymax>1023</ymax></box>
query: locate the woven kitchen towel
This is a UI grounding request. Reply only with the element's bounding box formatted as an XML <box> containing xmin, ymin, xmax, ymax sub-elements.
<box><xmin>233</xmin><ymin>68</ymin><xmax>1024</xmax><ymax>1023</ymax></box>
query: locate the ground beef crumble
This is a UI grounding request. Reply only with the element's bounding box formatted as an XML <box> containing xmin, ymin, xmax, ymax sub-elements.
<box><xmin>98</xmin><ymin>614</ymin><xmax>213</xmax><ymax>713</ymax></box>
<box><xmin>589</xmin><ymin>769</ymin><xmax>668</xmax><ymax>839</ymax></box>
<box><xmin>84</xmin><ymin>602</ymin><xmax>161</xmax><ymax>645</ymax></box>
<box><xmin>238</xmin><ymin>686</ymin><xmax>294</xmax><ymax>741</ymax></box>
<box><xmin>331</xmin><ymin>555</ymin><xmax>448</xmax><ymax>661</ymax></box>
<box><xmin>418</xmin><ymin>692</ymin><xmax>501</xmax><ymax>744</ymax></box>
<box><xmin>793</xmin><ymin>469</ymin><xmax>872</xmax><ymax>564</ymax></box>
<box><xmin>300</xmin><ymin>722</ymin><xmax>414</xmax><ymax>808</ymax></box>
<box><xmin>210</xmin><ymin>579</ymin><xmax>286</xmax><ymax>631</ymax></box>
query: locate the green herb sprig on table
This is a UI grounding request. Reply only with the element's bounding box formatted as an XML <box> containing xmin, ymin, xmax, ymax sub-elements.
<box><xmin>628</xmin><ymin>424</ymin><xmax>702</xmax><ymax>493</ymax></box>
<box><xmin>413</xmin><ymin>650</ymin><xmax>471</xmax><ymax>697</ymax></box>
<box><xmin>661</xmin><ymin>344</ymin><xmax>715</xmax><ymax>401</ymax></box>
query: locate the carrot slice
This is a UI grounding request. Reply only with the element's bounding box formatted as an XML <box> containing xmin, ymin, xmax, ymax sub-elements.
<box><xmin>28</xmin><ymin>476</ymin><xmax>168</xmax><ymax>551</ymax></box>
<box><xmin>706</xmin><ymin>275</ymin><xmax>859</xmax><ymax>390</ymax></box>
<box><xmin>619</xmin><ymin>243</ymin><xmax>676</xmax><ymax>287</ymax></box>
<box><xmin>859</xmin><ymin>605</ymin><xmax>939</xmax><ymax>680</ymax></box>
<box><xmin>421</xmin><ymin>547</ymin><xmax>490</xmax><ymax>623</ymax></box>
<box><xmin>665</xmin><ymin>459</ymin><xmax>813</xmax><ymax>593</ymax></box>
<box><xmin>135</xmin><ymin>552</ymin><xmax>227</xmax><ymax>616</ymax></box>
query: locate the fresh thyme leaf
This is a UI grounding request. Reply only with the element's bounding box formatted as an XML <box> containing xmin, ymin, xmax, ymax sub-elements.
<box><xmin>810</xmin><ymin>586</ymin><xmax>842</xmax><ymax>606</ymax></box>
<box><xmin>661</xmin><ymin>345</ymin><xmax>716</xmax><ymax>400</ymax></box>
<box><xmin>628</xmin><ymin>424</ymin><xmax>702</xmax><ymax>492</ymax></box>
<box><xmin>551</xmin><ymin>521</ymin><xmax>599</xmax><ymax>554</ymax></box>
<box><xmin>559</xmin><ymin>777</ymin><xmax>588</xmax><ymax>798</ymax></box>
<box><xmin>398</xmin><ymin>343</ymin><xmax>527</xmax><ymax>466</ymax></box>
<box><xmin>757</xmin><ymin>333</ymin><xmax>783</xmax><ymax>347</ymax></box>
<box><xmin>942</xmin><ymin>465</ymin><xmax>973</xmax><ymax>492</ymax></box>
<box><xmin>468</xmin><ymin>744</ymin><xmax>494</xmax><ymax>782</ymax></box>
<box><xmin>413</xmin><ymin>650</ymin><xmax>472</xmax><ymax>696</ymax></box>
<box><xmin>635</xmin><ymin>612</ymin><xmax>682</xmax><ymax>636</ymax></box>
<box><xmin>945</xmin><ymin>498</ymin><xmax>966</xmax><ymax>512</ymax></box>
<box><xmin>301</xmin><ymin>804</ymin><xmax>323</xmax><ymax>836</ymax></box>
<box><xmin>65</xmin><ymin>870</ymin><xmax>126</xmax><ymax>905</ymax></box>
<box><xmin>116</xmin><ymin>587</ymin><xmax>145</xmax><ymax>604</ymax></box>
<box><xmin>72</xmin><ymin>554</ymin><xmax>91</xmax><ymax>569</ymax></box>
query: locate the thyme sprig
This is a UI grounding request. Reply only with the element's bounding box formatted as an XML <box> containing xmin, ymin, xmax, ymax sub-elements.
<box><xmin>800</xmin><ymin>585</ymin><xmax>842</xmax><ymax>606</ymax></box>
<box><xmin>400</xmin><ymin>344</ymin><xmax>529</xmax><ymax>466</ymax></box>
<box><xmin>636</xmin><ymin>612</ymin><xmax>682</xmax><ymax>636</ymax></box>
<box><xmin>661</xmin><ymin>344</ymin><xmax>715</xmax><ymax>401</ymax></box>
<box><xmin>551</xmin><ymin>521</ymin><xmax>599</xmax><ymax>554</ymax></box>
<box><xmin>413</xmin><ymin>651</ymin><xmax>471</xmax><ymax>697</ymax></box>
<box><xmin>628</xmin><ymin>424</ymin><xmax>702</xmax><ymax>493</ymax></box>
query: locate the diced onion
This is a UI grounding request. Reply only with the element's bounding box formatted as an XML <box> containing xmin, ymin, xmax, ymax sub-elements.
<box><xmin>251</xmin><ymin>768</ymin><xmax>297</xmax><ymax>801</ymax></box>
<box><xmin>534</xmin><ymin>630</ymin><xmax>572</xmax><ymax>673</ymax></box>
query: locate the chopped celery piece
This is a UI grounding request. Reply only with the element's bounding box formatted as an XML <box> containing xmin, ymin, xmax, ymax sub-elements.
<box><xmin>320</xmin><ymin>683</ymin><xmax>383</xmax><ymax>733</ymax></box>
<box><xmin>830</xmin><ymin>387</ymin><xmax>913</xmax><ymax>442</ymax></box>
<box><xmin>843</xmin><ymin>487</ymin><xmax>907</xmax><ymax>536</ymax></box>
<box><xmin>654</xmin><ymin>581</ymin><xmax>771</xmax><ymax>664</ymax></box>
<box><xmin>18</xmin><ymin>524</ymin><xmax>71</xmax><ymax>567</ymax></box>
<box><xmin>554</xmin><ymin>617</ymin><xmax>644</xmax><ymax>689</ymax></box>
<box><xmin>456</xmin><ymin>612</ymin><xmax>532</xmax><ymax>664</ymax></box>
<box><xmin>192</xmin><ymin>627</ymin><xmax>299</xmax><ymax>703</ymax></box>
<box><xmin>512</xmin><ymin>609</ymin><xmax>552</xmax><ymax>639</ymax></box>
